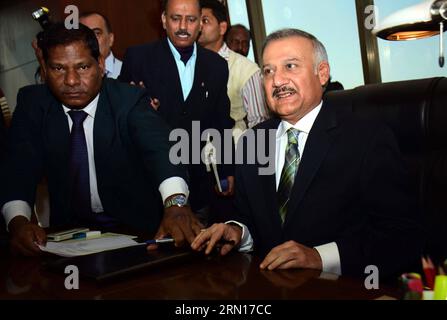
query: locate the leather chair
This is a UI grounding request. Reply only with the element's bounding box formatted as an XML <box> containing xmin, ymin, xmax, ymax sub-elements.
<box><xmin>326</xmin><ymin>77</ymin><xmax>447</xmax><ymax>263</ymax></box>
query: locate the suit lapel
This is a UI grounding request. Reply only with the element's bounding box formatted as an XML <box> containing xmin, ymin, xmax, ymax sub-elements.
<box><xmin>283</xmin><ymin>102</ymin><xmax>339</xmax><ymax>227</ymax></box>
<box><xmin>44</xmin><ymin>94</ymin><xmax>70</xmax><ymax>177</ymax></box>
<box><xmin>256</xmin><ymin>118</ymin><xmax>283</xmax><ymax>232</ymax></box>
<box><xmin>185</xmin><ymin>44</ymin><xmax>206</xmax><ymax>105</ymax></box>
<box><xmin>93</xmin><ymin>83</ymin><xmax>116</xmax><ymax>182</ymax></box>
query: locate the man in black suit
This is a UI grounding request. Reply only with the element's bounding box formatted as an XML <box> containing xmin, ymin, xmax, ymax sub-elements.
<box><xmin>1</xmin><ymin>23</ymin><xmax>202</xmax><ymax>256</ymax></box>
<box><xmin>192</xmin><ymin>29</ymin><xmax>422</xmax><ymax>278</ymax></box>
<box><xmin>119</xmin><ymin>0</ymin><xmax>234</xmax><ymax>218</ymax></box>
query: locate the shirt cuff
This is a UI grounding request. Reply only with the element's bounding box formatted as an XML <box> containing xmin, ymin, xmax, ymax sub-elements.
<box><xmin>225</xmin><ymin>220</ymin><xmax>253</xmax><ymax>252</ymax></box>
<box><xmin>314</xmin><ymin>242</ymin><xmax>342</xmax><ymax>276</ymax></box>
<box><xmin>158</xmin><ymin>177</ymin><xmax>189</xmax><ymax>203</ymax></box>
<box><xmin>1</xmin><ymin>200</ymin><xmax>32</xmax><ymax>231</ymax></box>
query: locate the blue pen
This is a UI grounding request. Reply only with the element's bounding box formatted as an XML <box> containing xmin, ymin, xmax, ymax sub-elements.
<box><xmin>145</xmin><ymin>238</ymin><xmax>175</xmax><ymax>245</ymax></box>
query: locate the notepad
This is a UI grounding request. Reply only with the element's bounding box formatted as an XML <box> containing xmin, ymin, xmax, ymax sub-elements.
<box><xmin>38</xmin><ymin>235</ymin><xmax>140</xmax><ymax>257</ymax></box>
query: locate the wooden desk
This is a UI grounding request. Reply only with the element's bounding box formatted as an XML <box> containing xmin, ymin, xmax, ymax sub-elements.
<box><xmin>0</xmin><ymin>248</ymin><xmax>399</xmax><ymax>300</ymax></box>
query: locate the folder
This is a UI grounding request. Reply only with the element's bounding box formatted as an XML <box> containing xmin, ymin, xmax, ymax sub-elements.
<box><xmin>43</xmin><ymin>245</ymin><xmax>193</xmax><ymax>282</ymax></box>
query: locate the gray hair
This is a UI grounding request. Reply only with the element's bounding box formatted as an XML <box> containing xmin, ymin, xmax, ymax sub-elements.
<box><xmin>262</xmin><ymin>28</ymin><xmax>329</xmax><ymax>72</ymax></box>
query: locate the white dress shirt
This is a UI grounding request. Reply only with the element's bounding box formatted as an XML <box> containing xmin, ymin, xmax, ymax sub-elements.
<box><xmin>218</xmin><ymin>44</ymin><xmax>269</xmax><ymax>128</ymax></box>
<box><xmin>2</xmin><ymin>94</ymin><xmax>189</xmax><ymax>228</ymax></box>
<box><xmin>105</xmin><ymin>52</ymin><xmax>122</xmax><ymax>79</ymax></box>
<box><xmin>230</xmin><ymin>101</ymin><xmax>342</xmax><ymax>275</ymax></box>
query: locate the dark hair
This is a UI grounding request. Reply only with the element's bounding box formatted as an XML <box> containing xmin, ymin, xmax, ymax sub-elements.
<box><xmin>200</xmin><ymin>0</ymin><xmax>228</xmax><ymax>23</ymax></box>
<box><xmin>79</xmin><ymin>11</ymin><xmax>113</xmax><ymax>33</ymax></box>
<box><xmin>41</xmin><ymin>22</ymin><xmax>100</xmax><ymax>62</ymax></box>
<box><xmin>227</xmin><ymin>24</ymin><xmax>251</xmax><ymax>40</ymax></box>
<box><xmin>162</xmin><ymin>0</ymin><xmax>202</xmax><ymax>13</ymax></box>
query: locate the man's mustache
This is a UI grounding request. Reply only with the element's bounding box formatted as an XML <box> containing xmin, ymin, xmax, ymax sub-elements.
<box><xmin>272</xmin><ymin>86</ymin><xmax>296</xmax><ymax>98</ymax></box>
<box><xmin>175</xmin><ymin>30</ymin><xmax>191</xmax><ymax>37</ymax></box>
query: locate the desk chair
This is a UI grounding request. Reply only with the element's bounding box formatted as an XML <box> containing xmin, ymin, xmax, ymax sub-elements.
<box><xmin>326</xmin><ymin>77</ymin><xmax>447</xmax><ymax>263</ymax></box>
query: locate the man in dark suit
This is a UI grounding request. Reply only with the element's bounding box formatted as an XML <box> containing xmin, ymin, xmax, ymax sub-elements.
<box><xmin>1</xmin><ymin>23</ymin><xmax>202</xmax><ymax>256</ymax></box>
<box><xmin>119</xmin><ymin>0</ymin><xmax>234</xmax><ymax>218</ymax></box>
<box><xmin>192</xmin><ymin>29</ymin><xmax>423</xmax><ymax>278</ymax></box>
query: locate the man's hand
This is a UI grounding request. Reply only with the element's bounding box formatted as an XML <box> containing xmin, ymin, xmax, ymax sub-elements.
<box><xmin>260</xmin><ymin>241</ymin><xmax>322</xmax><ymax>271</ymax></box>
<box><xmin>191</xmin><ymin>223</ymin><xmax>242</xmax><ymax>256</ymax></box>
<box><xmin>149</xmin><ymin>206</ymin><xmax>203</xmax><ymax>250</ymax></box>
<box><xmin>9</xmin><ymin>216</ymin><xmax>46</xmax><ymax>257</ymax></box>
<box><xmin>129</xmin><ymin>81</ymin><xmax>160</xmax><ymax>110</ymax></box>
<box><xmin>215</xmin><ymin>176</ymin><xmax>235</xmax><ymax>197</ymax></box>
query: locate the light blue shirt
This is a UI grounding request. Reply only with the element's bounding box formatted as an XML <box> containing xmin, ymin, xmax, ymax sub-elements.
<box><xmin>167</xmin><ymin>38</ymin><xmax>197</xmax><ymax>101</ymax></box>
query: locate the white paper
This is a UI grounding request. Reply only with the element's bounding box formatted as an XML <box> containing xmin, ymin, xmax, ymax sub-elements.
<box><xmin>38</xmin><ymin>236</ymin><xmax>140</xmax><ymax>257</ymax></box>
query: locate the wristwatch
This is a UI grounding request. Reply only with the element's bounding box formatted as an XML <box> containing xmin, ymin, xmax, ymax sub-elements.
<box><xmin>164</xmin><ymin>194</ymin><xmax>189</xmax><ymax>208</ymax></box>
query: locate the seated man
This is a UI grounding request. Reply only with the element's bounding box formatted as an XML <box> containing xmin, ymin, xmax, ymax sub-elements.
<box><xmin>192</xmin><ymin>28</ymin><xmax>423</xmax><ymax>278</ymax></box>
<box><xmin>1</xmin><ymin>23</ymin><xmax>202</xmax><ymax>256</ymax></box>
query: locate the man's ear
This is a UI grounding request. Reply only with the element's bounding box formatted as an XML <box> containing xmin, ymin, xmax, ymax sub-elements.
<box><xmin>219</xmin><ymin>21</ymin><xmax>228</xmax><ymax>37</ymax></box>
<box><xmin>161</xmin><ymin>12</ymin><xmax>167</xmax><ymax>30</ymax></box>
<box><xmin>317</xmin><ymin>61</ymin><xmax>330</xmax><ymax>87</ymax></box>
<box><xmin>98</xmin><ymin>55</ymin><xmax>106</xmax><ymax>75</ymax></box>
<box><xmin>109</xmin><ymin>32</ymin><xmax>115</xmax><ymax>48</ymax></box>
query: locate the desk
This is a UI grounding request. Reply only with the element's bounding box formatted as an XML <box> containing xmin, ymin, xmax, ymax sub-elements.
<box><xmin>0</xmin><ymin>248</ymin><xmax>399</xmax><ymax>300</ymax></box>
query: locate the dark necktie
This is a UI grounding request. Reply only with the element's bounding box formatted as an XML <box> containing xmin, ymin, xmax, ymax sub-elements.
<box><xmin>176</xmin><ymin>45</ymin><xmax>194</xmax><ymax>65</ymax></box>
<box><xmin>277</xmin><ymin>128</ymin><xmax>301</xmax><ymax>224</ymax></box>
<box><xmin>68</xmin><ymin>110</ymin><xmax>91</xmax><ymax>221</ymax></box>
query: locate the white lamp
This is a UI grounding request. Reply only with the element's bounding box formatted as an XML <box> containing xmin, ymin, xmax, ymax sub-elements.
<box><xmin>373</xmin><ymin>0</ymin><xmax>447</xmax><ymax>67</ymax></box>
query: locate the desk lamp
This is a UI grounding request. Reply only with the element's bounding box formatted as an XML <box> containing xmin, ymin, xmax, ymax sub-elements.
<box><xmin>373</xmin><ymin>0</ymin><xmax>447</xmax><ymax>67</ymax></box>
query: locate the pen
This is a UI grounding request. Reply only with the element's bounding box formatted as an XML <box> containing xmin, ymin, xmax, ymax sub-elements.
<box><xmin>145</xmin><ymin>238</ymin><xmax>175</xmax><ymax>245</ymax></box>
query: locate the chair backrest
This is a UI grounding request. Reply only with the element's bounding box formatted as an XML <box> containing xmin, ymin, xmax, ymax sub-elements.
<box><xmin>326</xmin><ymin>77</ymin><xmax>447</xmax><ymax>262</ymax></box>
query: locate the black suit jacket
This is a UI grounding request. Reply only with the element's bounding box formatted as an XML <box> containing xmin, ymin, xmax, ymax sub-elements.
<box><xmin>234</xmin><ymin>97</ymin><xmax>423</xmax><ymax>277</ymax></box>
<box><xmin>1</xmin><ymin>79</ymin><xmax>187</xmax><ymax>235</ymax></box>
<box><xmin>120</xmin><ymin>39</ymin><xmax>234</xmax><ymax>210</ymax></box>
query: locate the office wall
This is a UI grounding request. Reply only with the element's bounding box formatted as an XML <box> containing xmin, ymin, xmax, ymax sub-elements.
<box><xmin>0</xmin><ymin>0</ymin><xmax>163</xmax><ymax>111</ymax></box>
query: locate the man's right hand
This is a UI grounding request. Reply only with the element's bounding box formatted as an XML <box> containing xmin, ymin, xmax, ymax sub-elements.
<box><xmin>8</xmin><ymin>216</ymin><xmax>46</xmax><ymax>256</ymax></box>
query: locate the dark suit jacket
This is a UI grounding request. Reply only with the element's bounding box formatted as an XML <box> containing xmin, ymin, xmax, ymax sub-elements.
<box><xmin>1</xmin><ymin>79</ymin><xmax>187</xmax><ymax>235</ymax></box>
<box><xmin>234</xmin><ymin>96</ymin><xmax>423</xmax><ymax>277</ymax></box>
<box><xmin>120</xmin><ymin>39</ymin><xmax>234</xmax><ymax>210</ymax></box>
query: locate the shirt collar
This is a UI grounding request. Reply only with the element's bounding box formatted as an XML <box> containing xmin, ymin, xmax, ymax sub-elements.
<box><xmin>167</xmin><ymin>38</ymin><xmax>197</xmax><ymax>63</ymax></box>
<box><xmin>105</xmin><ymin>52</ymin><xmax>115</xmax><ymax>75</ymax></box>
<box><xmin>276</xmin><ymin>101</ymin><xmax>323</xmax><ymax>140</ymax></box>
<box><xmin>62</xmin><ymin>94</ymin><xmax>100</xmax><ymax>119</ymax></box>
<box><xmin>218</xmin><ymin>43</ymin><xmax>230</xmax><ymax>61</ymax></box>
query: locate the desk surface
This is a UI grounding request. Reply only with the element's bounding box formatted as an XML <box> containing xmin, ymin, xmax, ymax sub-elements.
<box><xmin>0</xmin><ymin>247</ymin><xmax>399</xmax><ymax>300</ymax></box>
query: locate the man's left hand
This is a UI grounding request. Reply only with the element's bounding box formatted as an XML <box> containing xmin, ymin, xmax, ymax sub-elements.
<box><xmin>151</xmin><ymin>206</ymin><xmax>203</xmax><ymax>249</ymax></box>
<box><xmin>260</xmin><ymin>241</ymin><xmax>322</xmax><ymax>271</ymax></box>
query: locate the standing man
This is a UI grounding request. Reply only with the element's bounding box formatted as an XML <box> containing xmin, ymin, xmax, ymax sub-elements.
<box><xmin>198</xmin><ymin>0</ymin><xmax>269</xmax><ymax>142</ymax></box>
<box><xmin>226</xmin><ymin>24</ymin><xmax>251</xmax><ymax>58</ymax></box>
<box><xmin>192</xmin><ymin>29</ymin><xmax>422</xmax><ymax>278</ymax></box>
<box><xmin>80</xmin><ymin>12</ymin><xmax>122</xmax><ymax>79</ymax></box>
<box><xmin>120</xmin><ymin>0</ymin><xmax>234</xmax><ymax>220</ymax></box>
<box><xmin>1</xmin><ymin>23</ymin><xmax>202</xmax><ymax>256</ymax></box>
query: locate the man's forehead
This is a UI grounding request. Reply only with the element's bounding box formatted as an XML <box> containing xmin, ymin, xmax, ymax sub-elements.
<box><xmin>165</xmin><ymin>0</ymin><xmax>201</xmax><ymax>15</ymax></box>
<box><xmin>80</xmin><ymin>14</ymin><xmax>106</xmax><ymax>28</ymax></box>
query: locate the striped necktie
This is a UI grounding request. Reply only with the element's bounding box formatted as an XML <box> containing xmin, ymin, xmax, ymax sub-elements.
<box><xmin>277</xmin><ymin>128</ymin><xmax>300</xmax><ymax>224</ymax></box>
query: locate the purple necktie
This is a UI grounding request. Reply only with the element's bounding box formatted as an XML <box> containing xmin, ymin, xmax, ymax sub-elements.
<box><xmin>68</xmin><ymin>110</ymin><xmax>91</xmax><ymax>221</ymax></box>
